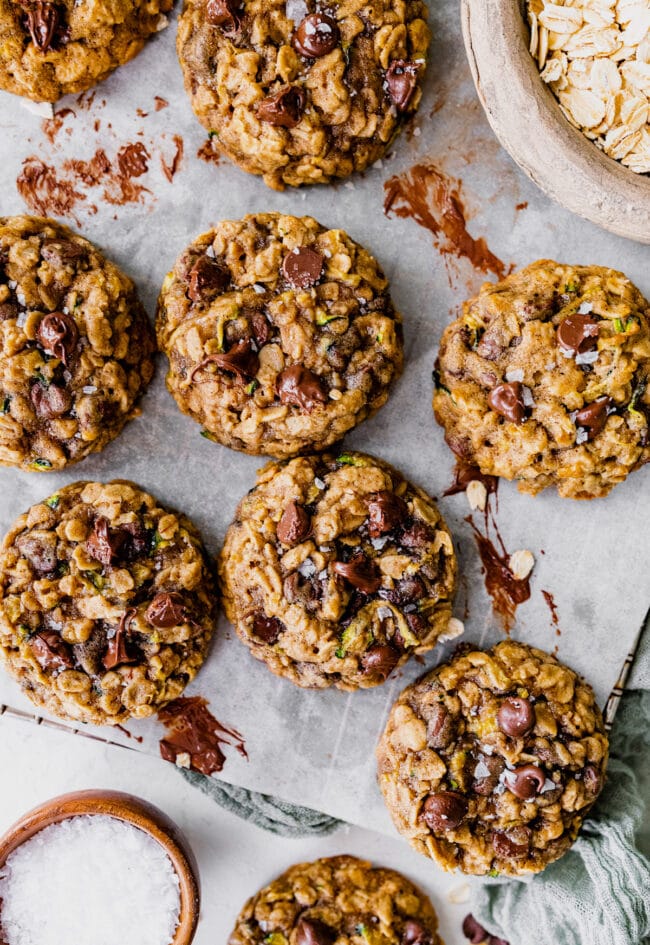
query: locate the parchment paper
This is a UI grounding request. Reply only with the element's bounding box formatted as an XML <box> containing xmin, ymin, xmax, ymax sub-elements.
<box><xmin>0</xmin><ymin>0</ymin><xmax>648</xmax><ymax>835</ymax></box>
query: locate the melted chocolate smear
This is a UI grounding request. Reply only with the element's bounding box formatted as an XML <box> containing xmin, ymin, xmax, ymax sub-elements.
<box><xmin>465</xmin><ymin>500</ymin><xmax>531</xmax><ymax>633</ymax></box>
<box><xmin>41</xmin><ymin>107</ymin><xmax>75</xmax><ymax>145</ymax></box>
<box><xmin>443</xmin><ymin>461</ymin><xmax>499</xmax><ymax>499</ymax></box>
<box><xmin>158</xmin><ymin>696</ymin><xmax>247</xmax><ymax>776</ymax></box>
<box><xmin>383</xmin><ymin>163</ymin><xmax>509</xmax><ymax>286</ymax></box>
<box><xmin>115</xmin><ymin>723</ymin><xmax>144</xmax><ymax>744</ymax></box>
<box><xmin>542</xmin><ymin>589</ymin><xmax>561</xmax><ymax>636</ymax></box>
<box><xmin>161</xmin><ymin>135</ymin><xmax>184</xmax><ymax>182</ymax></box>
<box><xmin>197</xmin><ymin>139</ymin><xmax>221</xmax><ymax>165</ymax></box>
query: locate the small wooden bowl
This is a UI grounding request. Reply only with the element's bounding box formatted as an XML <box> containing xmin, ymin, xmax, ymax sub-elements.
<box><xmin>461</xmin><ymin>0</ymin><xmax>650</xmax><ymax>243</ymax></box>
<box><xmin>0</xmin><ymin>790</ymin><xmax>200</xmax><ymax>945</ymax></box>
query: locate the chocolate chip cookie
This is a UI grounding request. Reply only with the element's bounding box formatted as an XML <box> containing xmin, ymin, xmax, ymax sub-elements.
<box><xmin>176</xmin><ymin>0</ymin><xmax>430</xmax><ymax>189</ymax></box>
<box><xmin>0</xmin><ymin>0</ymin><xmax>173</xmax><ymax>102</ymax></box>
<box><xmin>229</xmin><ymin>855</ymin><xmax>444</xmax><ymax>945</ymax></box>
<box><xmin>377</xmin><ymin>640</ymin><xmax>608</xmax><ymax>876</ymax></box>
<box><xmin>157</xmin><ymin>213</ymin><xmax>403</xmax><ymax>458</ymax></box>
<box><xmin>0</xmin><ymin>216</ymin><xmax>155</xmax><ymax>472</ymax></box>
<box><xmin>219</xmin><ymin>451</ymin><xmax>458</xmax><ymax>690</ymax></box>
<box><xmin>434</xmin><ymin>260</ymin><xmax>650</xmax><ymax>499</ymax></box>
<box><xmin>0</xmin><ymin>480</ymin><xmax>217</xmax><ymax>725</ymax></box>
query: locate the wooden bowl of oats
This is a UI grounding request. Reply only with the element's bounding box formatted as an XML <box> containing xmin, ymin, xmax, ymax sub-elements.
<box><xmin>461</xmin><ymin>0</ymin><xmax>650</xmax><ymax>243</ymax></box>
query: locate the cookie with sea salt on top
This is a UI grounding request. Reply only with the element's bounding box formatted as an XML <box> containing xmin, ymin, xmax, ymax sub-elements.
<box><xmin>0</xmin><ymin>480</ymin><xmax>217</xmax><ymax>725</ymax></box>
<box><xmin>219</xmin><ymin>451</ymin><xmax>458</xmax><ymax>690</ymax></box>
<box><xmin>376</xmin><ymin>640</ymin><xmax>608</xmax><ymax>877</ymax></box>
<box><xmin>0</xmin><ymin>0</ymin><xmax>173</xmax><ymax>103</ymax></box>
<box><xmin>433</xmin><ymin>260</ymin><xmax>650</xmax><ymax>499</ymax></box>
<box><xmin>176</xmin><ymin>0</ymin><xmax>430</xmax><ymax>189</ymax></box>
<box><xmin>228</xmin><ymin>855</ymin><xmax>444</xmax><ymax>945</ymax></box>
<box><xmin>156</xmin><ymin>213</ymin><xmax>403</xmax><ymax>458</ymax></box>
<box><xmin>0</xmin><ymin>215</ymin><xmax>155</xmax><ymax>472</ymax></box>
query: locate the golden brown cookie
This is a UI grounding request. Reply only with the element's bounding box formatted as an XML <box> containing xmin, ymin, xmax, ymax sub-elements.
<box><xmin>219</xmin><ymin>451</ymin><xmax>459</xmax><ymax>691</ymax></box>
<box><xmin>377</xmin><ymin>640</ymin><xmax>609</xmax><ymax>876</ymax></box>
<box><xmin>0</xmin><ymin>215</ymin><xmax>155</xmax><ymax>472</ymax></box>
<box><xmin>176</xmin><ymin>0</ymin><xmax>430</xmax><ymax>189</ymax></box>
<box><xmin>228</xmin><ymin>855</ymin><xmax>444</xmax><ymax>945</ymax></box>
<box><xmin>157</xmin><ymin>213</ymin><xmax>403</xmax><ymax>458</ymax></box>
<box><xmin>0</xmin><ymin>0</ymin><xmax>173</xmax><ymax>102</ymax></box>
<box><xmin>0</xmin><ymin>480</ymin><xmax>217</xmax><ymax>725</ymax></box>
<box><xmin>433</xmin><ymin>260</ymin><xmax>650</xmax><ymax>499</ymax></box>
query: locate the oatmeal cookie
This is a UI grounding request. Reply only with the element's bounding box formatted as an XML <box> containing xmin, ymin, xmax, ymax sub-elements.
<box><xmin>0</xmin><ymin>480</ymin><xmax>217</xmax><ymax>725</ymax></box>
<box><xmin>433</xmin><ymin>260</ymin><xmax>650</xmax><ymax>499</ymax></box>
<box><xmin>157</xmin><ymin>213</ymin><xmax>403</xmax><ymax>458</ymax></box>
<box><xmin>376</xmin><ymin>640</ymin><xmax>608</xmax><ymax>876</ymax></box>
<box><xmin>228</xmin><ymin>855</ymin><xmax>444</xmax><ymax>945</ymax></box>
<box><xmin>0</xmin><ymin>0</ymin><xmax>172</xmax><ymax>102</ymax></box>
<box><xmin>0</xmin><ymin>215</ymin><xmax>155</xmax><ymax>472</ymax></box>
<box><xmin>219</xmin><ymin>451</ymin><xmax>458</xmax><ymax>691</ymax></box>
<box><xmin>176</xmin><ymin>0</ymin><xmax>430</xmax><ymax>189</ymax></box>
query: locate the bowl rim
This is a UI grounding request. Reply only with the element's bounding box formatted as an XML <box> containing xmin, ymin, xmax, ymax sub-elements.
<box><xmin>0</xmin><ymin>789</ymin><xmax>200</xmax><ymax>945</ymax></box>
<box><xmin>461</xmin><ymin>0</ymin><xmax>650</xmax><ymax>244</ymax></box>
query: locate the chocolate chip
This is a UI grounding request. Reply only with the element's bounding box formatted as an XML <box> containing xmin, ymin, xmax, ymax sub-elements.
<box><xmin>385</xmin><ymin>60</ymin><xmax>421</xmax><ymax>111</ymax></box>
<box><xmin>119</xmin><ymin>521</ymin><xmax>149</xmax><ymax>561</ymax></box>
<box><xmin>250</xmin><ymin>311</ymin><xmax>271</xmax><ymax>347</ymax></box>
<box><xmin>16</xmin><ymin>532</ymin><xmax>58</xmax><ymax>574</ymax></box>
<box><xmin>295</xmin><ymin>918</ymin><xmax>336</xmax><ymax>945</ymax></box>
<box><xmin>205</xmin><ymin>0</ymin><xmax>240</xmax><ymax>31</ymax></box>
<box><xmin>192</xmin><ymin>339</ymin><xmax>260</xmax><ymax>384</ymax></box>
<box><xmin>86</xmin><ymin>517</ymin><xmax>125</xmax><ymax>567</ymax></box>
<box><xmin>72</xmin><ymin>626</ymin><xmax>108</xmax><ymax>676</ymax></box>
<box><xmin>257</xmin><ymin>86</ymin><xmax>306</xmax><ymax>128</ymax></box>
<box><xmin>504</xmin><ymin>764</ymin><xmax>545</xmax><ymax>800</ymax></box>
<box><xmin>333</xmin><ymin>553</ymin><xmax>381</xmax><ymax>594</ymax></box>
<box><xmin>188</xmin><ymin>255</ymin><xmax>229</xmax><ymax>302</ymax></box>
<box><xmin>473</xmin><ymin>753</ymin><xmax>505</xmax><ymax>796</ymax></box>
<box><xmin>276</xmin><ymin>500</ymin><xmax>311</xmax><ymax>545</ymax></box>
<box><xmin>252</xmin><ymin>614</ymin><xmax>284</xmax><ymax>644</ymax></box>
<box><xmin>488</xmin><ymin>382</ymin><xmax>527</xmax><ymax>424</ymax></box>
<box><xmin>103</xmin><ymin>609</ymin><xmax>137</xmax><ymax>670</ymax></box>
<box><xmin>36</xmin><ymin>312</ymin><xmax>79</xmax><ymax>367</ymax></box>
<box><xmin>402</xmin><ymin>920</ymin><xmax>433</xmax><ymax>945</ymax></box>
<box><xmin>276</xmin><ymin>364</ymin><xmax>328</xmax><ymax>412</ymax></box>
<box><xmin>492</xmin><ymin>826</ymin><xmax>531</xmax><ymax>860</ymax></box>
<box><xmin>462</xmin><ymin>915</ymin><xmax>489</xmax><ymax>944</ymax></box>
<box><xmin>30</xmin><ymin>630</ymin><xmax>73</xmax><ymax>672</ymax></box>
<box><xmin>497</xmin><ymin>696</ymin><xmax>535</xmax><ymax>737</ymax></box>
<box><xmin>0</xmin><ymin>302</ymin><xmax>19</xmax><ymax>321</ymax></box>
<box><xmin>367</xmin><ymin>490</ymin><xmax>407</xmax><ymax>538</ymax></box>
<box><xmin>292</xmin><ymin>13</ymin><xmax>340</xmax><ymax>58</ymax></box>
<box><xmin>283</xmin><ymin>571</ymin><xmax>315</xmax><ymax>606</ymax></box>
<box><xmin>399</xmin><ymin>521</ymin><xmax>434</xmax><ymax>550</ymax></box>
<box><xmin>41</xmin><ymin>238</ymin><xmax>87</xmax><ymax>267</ymax></box>
<box><xmin>426</xmin><ymin>704</ymin><xmax>456</xmax><ymax>749</ymax></box>
<box><xmin>557</xmin><ymin>313</ymin><xmax>599</xmax><ymax>356</ymax></box>
<box><xmin>145</xmin><ymin>592</ymin><xmax>187</xmax><ymax>628</ymax></box>
<box><xmin>575</xmin><ymin>396</ymin><xmax>612</xmax><ymax>440</ymax></box>
<box><xmin>281</xmin><ymin>247</ymin><xmax>324</xmax><ymax>288</ymax></box>
<box><xmin>30</xmin><ymin>382</ymin><xmax>71</xmax><ymax>419</ymax></box>
<box><xmin>24</xmin><ymin>2</ymin><xmax>61</xmax><ymax>52</ymax></box>
<box><xmin>583</xmin><ymin>764</ymin><xmax>601</xmax><ymax>794</ymax></box>
<box><xmin>422</xmin><ymin>791</ymin><xmax>468</xmax><ymax>832</ymax></box>
<box><xmin>361</xmin><ymin>644</ymin><xmax>400</xmax><ymax>679</ymax></box>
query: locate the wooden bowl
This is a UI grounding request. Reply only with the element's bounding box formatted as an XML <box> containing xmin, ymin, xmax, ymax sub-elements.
<box><xmin>461</xmin><ymin>0</ymin><xmax>650</xmax><ymax>243</ymax></box>
<box><xmin>0</xmin><ymin>790</ymin><xmax>200</xmax><ymax>945</ymax></box>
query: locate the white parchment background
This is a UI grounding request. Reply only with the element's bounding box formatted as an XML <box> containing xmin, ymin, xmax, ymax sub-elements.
<box><xmin>0</xmin><ymin>1</ymin><xmax>648</xmax><ymax>834</ymax></box>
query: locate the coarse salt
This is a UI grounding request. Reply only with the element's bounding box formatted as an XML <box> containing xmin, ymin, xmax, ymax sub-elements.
<box><xmin>0</xmin><ymin>815</ymin><xmax>180</xmax><ymax>945</ymax></box>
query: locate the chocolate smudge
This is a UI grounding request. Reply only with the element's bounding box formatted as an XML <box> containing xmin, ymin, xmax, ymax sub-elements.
<box><xmin>17</xmin><ymin>158</ymin><xmax>86</xmax><ymax>222</ymax></box>
<box><xmin>541</xmin><ymin>589</ymin><xmax>561</xmax><ymax>636</ymax></box>
<box><xmin>197</xmin><ymin>138</ymin><xmax>221</xmax><ymax>165</ymax></box>
<box><xmin>41</xmin><ymin>107</ymin><xmax>75</xmax><ymax>145</ymax></box>
<box><xmin>115</xmin><ymin>723</ymin><xmax>144</xmax><ymax>744</ymax></box>
<box><xmin>443</xmin><ymin>461</ymin><xmax>499</xmax><ymax>499</ymax></box>
<box><xmin>383</xmin><ymin>162</ymin><xmax>508</xmax><ymax>284</ymax></box>
<box><xmin>465</xmin><ymin>497</ymin><xmax>532</xmax><ymax>633</ymax></box>
<box><xmin>158</xmin><ymin>696</ymin><xmax>247</xmax><ymax>776</ymax></box>
<box><xmin>161</xmin><ymin>134</ymin><xmax>184</xmax><ymax>182</ymax></box>
<box><xmin>154</xmin><ymin>96</ymin><xmax>169</xmax><ymax>111</ymax></box>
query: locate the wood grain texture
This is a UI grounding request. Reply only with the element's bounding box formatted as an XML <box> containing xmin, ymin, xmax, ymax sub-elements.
<box><xmin>461</xmin><ymin>0</ymin><xmax>650</xmax><ymax>244</ymax></box>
